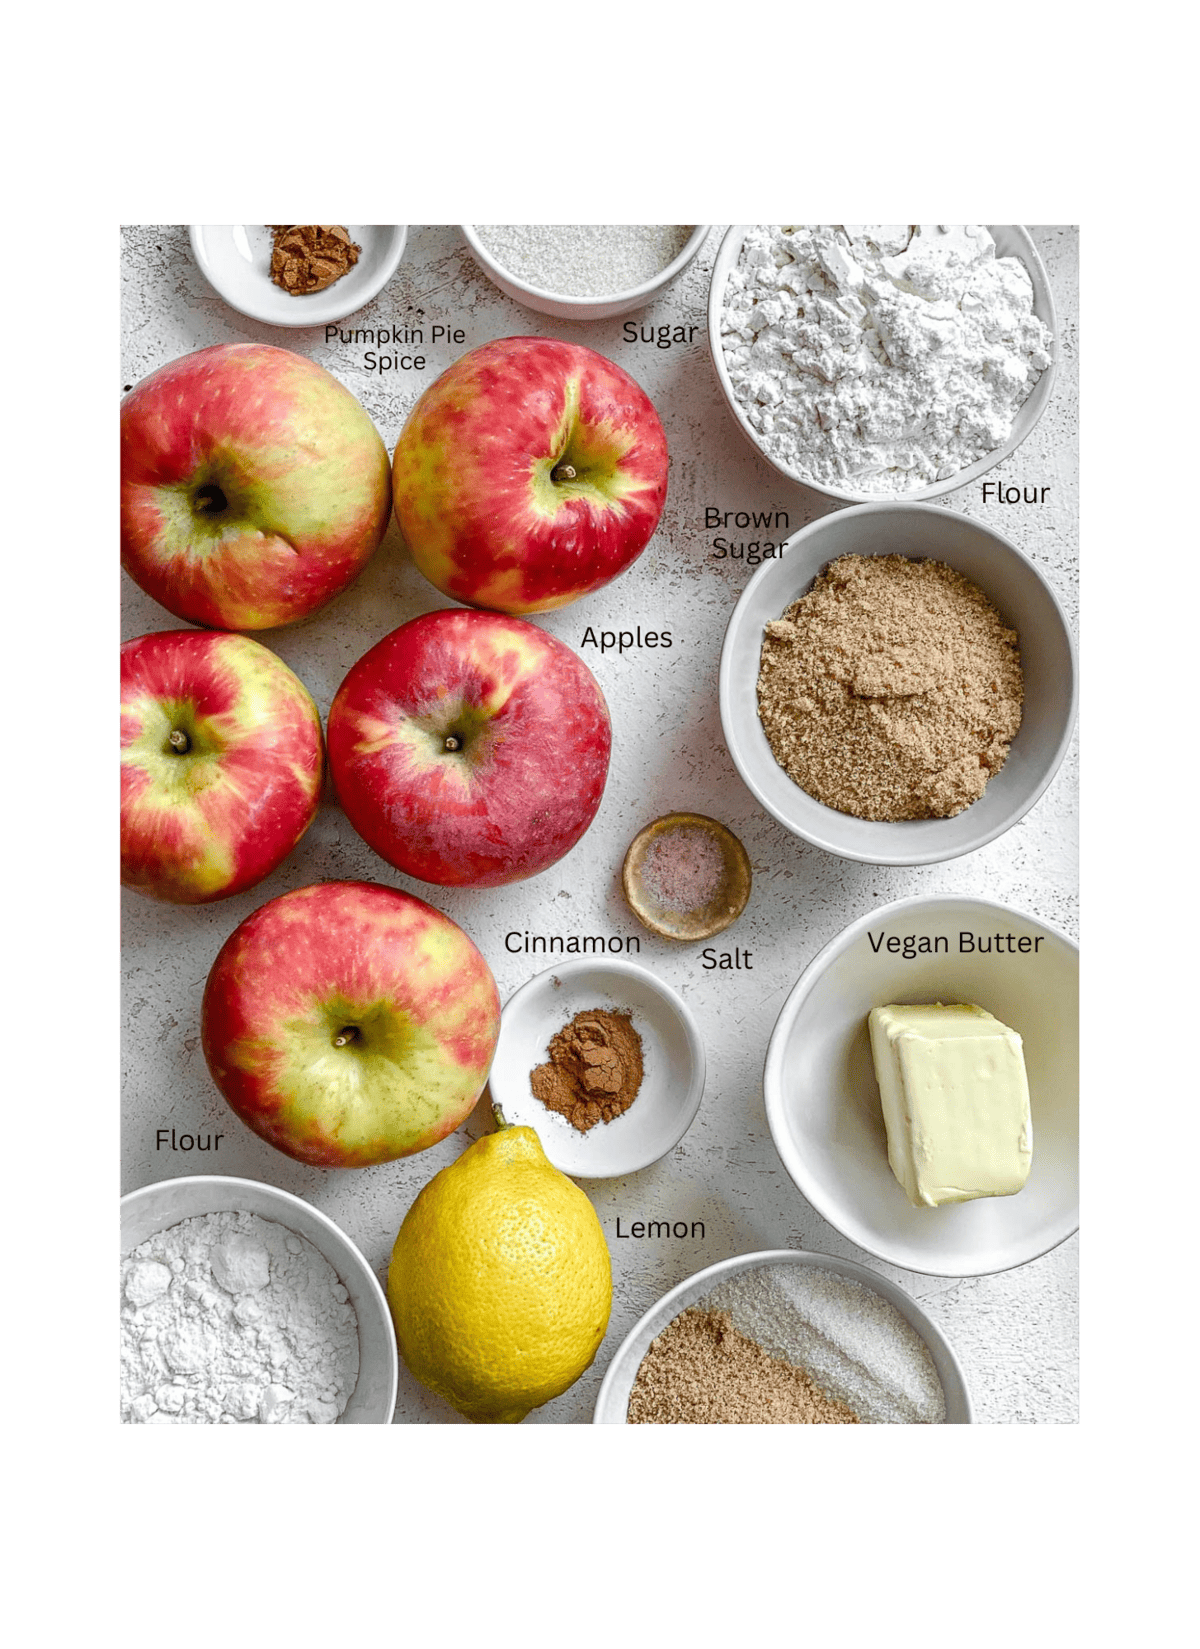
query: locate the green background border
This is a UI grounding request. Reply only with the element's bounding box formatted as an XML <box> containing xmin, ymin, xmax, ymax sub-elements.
<box><xmin>21</xmin><ymin>6</ymin><xmax>1140</xmax><ymax>1635</ymax></box>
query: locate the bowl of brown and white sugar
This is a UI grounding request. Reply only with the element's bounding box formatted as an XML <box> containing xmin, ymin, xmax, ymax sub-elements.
<box><xmin>594</xmin><ymin>1249</ymin><xmax>971</xmax><ymax>1424</ymax></box>
<box><xmin>718</xmin><ymin>502</ymin><xmax>1077</xmax><ymax>866</ymax></box>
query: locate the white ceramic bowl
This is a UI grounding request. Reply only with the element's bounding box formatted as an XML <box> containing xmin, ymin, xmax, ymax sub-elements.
<box><xmin>189</xmin><ymin>225</ymin><xmax>408</xmax><ymax>328</ymax></box>
<box><xmin>708</xmin><ymin>224</ymin><xmax>1057</xmax><ymax>504</ymax></box>
<box><xmin>594</xmin><ymin>1248</ymin><xmax>971</xmax><ymax>1423</ymax></box>
<box><xmin>461</xmin><ymin>225</ymin><xmax>711</xmax><ymax>321</ymax></box>
<box><xmin>120</xmin><ymin>1175</ymin><xmax>398</xmax><ymax>1423</ymax></box>
<box><xmin>719</xmin><ymin>502</ymin><xmax>1076</xmax><ymax>866</ymax></box>
<box><xmin>487</xmin><ymin>958</ymin><xmax>705</xmax><ymax>1178</ymax></box>
<box><xmin>764</xmin><ymin>895</ymin><xmax>1078</xmax><ymax>1277</ymax></box>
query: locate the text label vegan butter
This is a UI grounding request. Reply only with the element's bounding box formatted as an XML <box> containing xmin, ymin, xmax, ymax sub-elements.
<box><xmin>868</xmin><ymin>929</ymin><xmax>1046</xmax><ymax>959</ymax></box>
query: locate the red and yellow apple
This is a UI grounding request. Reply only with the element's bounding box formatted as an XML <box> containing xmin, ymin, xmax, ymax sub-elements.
<box><xmin>121</xmin><ymin>628</ymin><xmax>324</xmax><ymax>903</ymax></box>
<box><xmin>327</xmin><ymin>609</ymin><xmax>611</xmax><ymax>887</ymax></box>
<box><xmin>391</xmin><ymin>336</ymin><xmax>668</xmax><ymax>614</ymax></box>
<box><xmin>201</xmin><ymin>880</ymin><xmax>501</xmax><ymax>1167</ymax></box>
<box><xmin>121</xmin><ymin>343</ymin><xmax>392</xmax><ymax>630</ymax></box>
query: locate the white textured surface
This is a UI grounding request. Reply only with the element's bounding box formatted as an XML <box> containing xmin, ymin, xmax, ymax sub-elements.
<box><xmin>120</xmin><ymin>225</ymin><xmax>1079</xmax><ymax>1425</ymax></box>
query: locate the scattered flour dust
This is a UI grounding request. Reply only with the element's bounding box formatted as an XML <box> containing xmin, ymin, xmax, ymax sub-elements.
<box><xmin>721</xmin><ymin>225</ymin><xmax>1053</xmax><ymax>493</ymax></box>
<box><xmin>121</xmin><ymin>1210</ymin><xmax>359</xmax><ymax>1425</ymax></box>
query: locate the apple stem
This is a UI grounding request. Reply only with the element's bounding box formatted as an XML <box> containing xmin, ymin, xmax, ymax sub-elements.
<box><xmin>443</xmin><ymin>735</ymin><xmax>462</xmax><ymax>753</ymax></box>
<box><xmin>333</xmin><ymin>1027</ymin><xmax>359</xmax><ymax>1048</ymax></box>
<box><xmin>168</xmin><ymin>730</ymin><xmax>191</xmax><ymax>753</ymax></box>
<box><xmin>551</xmin><ymin>463</ymin><xmax>577</xmax><ymax>483</ymax></box>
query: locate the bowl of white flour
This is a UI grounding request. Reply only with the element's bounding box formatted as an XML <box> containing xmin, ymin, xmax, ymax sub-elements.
<box><xmin>708</xmin><ymin>225</ymin><xmax>1057</xmax><ymax>503</ymax></box>
<box><xmin>121</xmin><ymin>1176</ymin><xmax>398</xmax><ymax>1424</ymax></box>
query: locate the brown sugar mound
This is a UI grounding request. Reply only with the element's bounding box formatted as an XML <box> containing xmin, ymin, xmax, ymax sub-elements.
<box><xmin>530</xmin><ymin>1008</ymin><xmax>644</xmax><ymax>1134</ymax></box>
<box><xmin>269</xmin><ymin>226</ymin><xmax>361</xmax><ymax>295</ymax></box>
<box><xmin>627</xmin><ymin>1308</ymin><xmax>859</xmax><ymax>1424</ymax></box>
<box><xmin>757</xmin><ymin>554</ymin><xmax>1023</xmax><ymax>821</ymax></box>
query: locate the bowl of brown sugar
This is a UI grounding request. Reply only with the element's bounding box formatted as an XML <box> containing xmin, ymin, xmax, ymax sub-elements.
<box><xmin>718</xmin><ymin>502</ymin><xmax>1077</xmax><ymax>865</ymax></box>
<box><xmin>487</xmin><ymin>959</ymin><xmax>705</xmax><ymax>1179</ymax></box>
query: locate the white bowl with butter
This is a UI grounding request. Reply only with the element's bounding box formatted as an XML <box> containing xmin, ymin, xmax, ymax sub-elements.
<box><xmin>764</xmin><ymin>895</ymin><xmax>1078</xmax><ymax>1276</ymax></box>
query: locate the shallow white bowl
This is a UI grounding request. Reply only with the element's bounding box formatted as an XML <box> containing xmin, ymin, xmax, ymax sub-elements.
<box><xmin>189</xmin><ymin>225</ymin><xmax>408</xmax><ymax>328</ymax></box>
<box><xmin>461</xmin><ymin>225</ymin><xmax>711</xmax><ymax>321</ymax></box>
<box><xmin>488</xmin><ymin>958</ymin><xmax>705</xmax><ymax>1179</ymax></box>
<box><xmin>594</xmin><ymin>1248</ymin><xmax>971</xmax><ymax>1423</ymax></box>
<box><xmin>708</xmin><ymin>224</ymin><xmax>1058</xmax><ymax>504</ymax></box>
<box><xmin>121</xmin><ymin>1175</ymin><xmax>398</xmax><ymax>1423</ymax></box>
<box><xmin>764</xmin><ymin>895</ymin><xmax>1078</xmax><ymax>1277</ymax></box>
<box><xmin>719</xmin><ymin>502</ymin><xmax>1076</xmax><ymax>865</ymax></box>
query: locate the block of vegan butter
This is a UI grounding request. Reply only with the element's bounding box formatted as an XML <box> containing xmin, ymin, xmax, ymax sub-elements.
<box><xmin>868</xmin><ymin>1003</ymin><xmax>1032</xmax><ymax>1208</ymax></box>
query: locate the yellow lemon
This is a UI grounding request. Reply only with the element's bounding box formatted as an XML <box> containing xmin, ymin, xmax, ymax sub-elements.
<box><xmin>388</xmin><ymin>1121</ymin><xmax>612</xmax><ymax>1423</ymax></box>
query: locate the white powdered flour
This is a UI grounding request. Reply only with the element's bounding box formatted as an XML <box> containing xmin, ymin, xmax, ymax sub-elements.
<box><xmin>121</xmin><ymin>1210</ymin><xmax>359</xmax><ymax>1425</ymax></box>
<box><xmin>721</xmin><ymin>224</ymin><xmax>1053</xmax><ymax>494</ymax></box>
<box><xmin>701</xmin><ymin>1263</ymin><xmax>946</xmax><ymax>1423</ymax></box>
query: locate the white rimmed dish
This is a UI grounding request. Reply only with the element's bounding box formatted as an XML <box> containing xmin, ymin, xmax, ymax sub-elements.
<box><xmin>120</xmin><ymin>1175</ymin><xmax>398</xmax><ymax>1423</ymax></box>
<box><xmin>487</xmin><ymin>958</ymin><xmax>705</xmax><ymax>1178</ymax></box>
<box><xmin>764</xmin><ymin>895</ymin><xmax>1078</xmax><ymax>1278</ymax></box>
<box><xmin>594</xmin><ymin>1248</ymin><xmax>971</xmax><ymax>1423</ymax></box>
<box><xmin>189</xmin><ymin>225</ymin><xmax>408</xmax><ymax>328</ymax></box>
<box><xmin>707</xmin><ymin>224</ymin><xmax>1057</xmax><ymax>504</ymax></box>
<box><xmin>719</xmin><ymin>501</ymin><xmax>1077</xmax><ymax>866</ymax></box>
<box><xmin>461</xmin><ymin>225</ymin><xmax>711</xmax><ymax>321</ymax></box>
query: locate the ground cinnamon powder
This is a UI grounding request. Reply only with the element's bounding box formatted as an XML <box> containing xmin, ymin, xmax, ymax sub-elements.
<box><xmin>530</xmin><ymin>1008</ymin><xmax>644</xmax><ymax>1133</ymax></box>
<box><xmin>757</xmin><ymin>554</ymin><xmax>1023</xmax><ymax>820</ymax></box>
<box><xmin>628</xmin><ymin>1308</ymin><xmax>859</xmax><ymax>1424</ymax></box>
<box><xmin>269</xmin><ymin>226</ymin><xmax>361</xmax><ymax>294</ymax></box>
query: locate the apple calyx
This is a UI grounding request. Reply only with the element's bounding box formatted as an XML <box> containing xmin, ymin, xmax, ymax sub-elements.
<box><xmin>192</xmin><ymin>483</ymin><xmax>229</xmax><ymax>517</ymax></box>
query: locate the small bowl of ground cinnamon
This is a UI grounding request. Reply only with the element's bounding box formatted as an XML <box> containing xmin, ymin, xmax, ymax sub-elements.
<box><xmin>719</xmin><ymin>501</ymin><xmax>1077</xmax><ymax>866</ymax></box>
<box><xmin>487</xmin><ymin>958</ymin><xmax>705</xmax><ymax>1179</ymax></box>
<box><xmin>189</xmin><ymin>225</ymin><xmax>408</xmax><ymax>327</ymax></box>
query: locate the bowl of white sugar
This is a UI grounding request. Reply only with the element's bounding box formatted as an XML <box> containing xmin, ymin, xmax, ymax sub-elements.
<box><xmin>594</xmin><ymin>1249</ymin><xmax>970</xmax><ymax>1423</ymax></box>
<box><xmin>708</xmin><ymin>225</ymin><xmax>1057</xmax><ymax>503</ymax></box>
<box><xmin>462</xmin><ymin>225</ymin><xmax>711</xmax><ymax>320</ymax></box>
<box><xmin>120</xmin><ymin>1176</ymin><xmax>398</xmax><ymax>1424</ymax></box>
